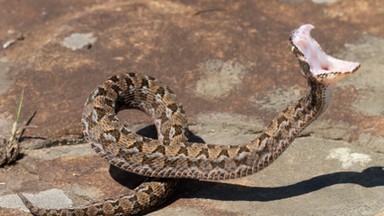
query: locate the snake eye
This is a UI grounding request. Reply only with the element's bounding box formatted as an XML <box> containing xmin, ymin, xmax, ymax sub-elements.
<box><xmin>291</xmin><ymin>46</ymin><xmax>295</xmax><ymax>53</ymax></box>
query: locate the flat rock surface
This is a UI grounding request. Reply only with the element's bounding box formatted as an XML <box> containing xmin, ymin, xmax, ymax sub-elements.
<box><xmin>0</xmin><ymin>0</ymin><xmax>383</xmax><ymax>215</ymax></box>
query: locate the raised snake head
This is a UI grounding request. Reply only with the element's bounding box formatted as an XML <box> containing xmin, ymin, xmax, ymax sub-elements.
<box><xmin>290</xmin><ymin>24</ymin><xmax>360</xmax><ymax>84</ymax></box>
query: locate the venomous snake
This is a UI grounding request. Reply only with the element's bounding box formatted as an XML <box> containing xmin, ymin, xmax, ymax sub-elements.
<box><xmin>18</xmin><ymin>24</ymin><xmax>360</xmax><ymax>215</ymax></box>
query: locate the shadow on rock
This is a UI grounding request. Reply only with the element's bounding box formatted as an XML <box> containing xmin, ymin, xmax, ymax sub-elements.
<box><xmin>177</xmin><ymin>166</ymin><xmax>384</xmax><ymax>201</ymax></box>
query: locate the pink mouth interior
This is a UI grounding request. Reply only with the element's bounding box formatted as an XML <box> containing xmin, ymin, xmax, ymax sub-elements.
<box><xmin>291</xmin><ymin>24</ymin><xmax>360</xmax><ymax>76</ymax></box>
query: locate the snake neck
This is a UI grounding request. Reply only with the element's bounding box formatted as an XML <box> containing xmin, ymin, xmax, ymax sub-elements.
<box><xmin>252</xmin><ymin>81</ymin><xmax>332</xmax><ymax>165</ymax></box>
<box><xmin>310</xmin><ymin>80</ymin><xmax>333</xmax><ymax>117</ymax></box>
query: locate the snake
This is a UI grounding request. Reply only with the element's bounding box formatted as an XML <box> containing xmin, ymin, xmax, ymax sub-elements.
<box><xmin>18</xmin><ymin>24</ymin><xmax>360</xmax><ymax>215</ymax></box>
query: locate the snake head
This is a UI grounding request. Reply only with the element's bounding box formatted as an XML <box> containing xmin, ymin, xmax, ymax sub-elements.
<box><xmin>290</xmin><ymin>24</ymin><xmax>360</xmax><ymax>84</ymax></box>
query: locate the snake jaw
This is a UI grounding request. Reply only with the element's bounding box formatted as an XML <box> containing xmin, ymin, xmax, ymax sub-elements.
<box><xmin>290</xmin><ymin>24</ymin><xmax>360</xmax><ymax>84</ymax></box>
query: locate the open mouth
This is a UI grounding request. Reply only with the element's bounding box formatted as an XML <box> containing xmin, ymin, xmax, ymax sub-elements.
<box><xmin>290</xmin><ymin>24</ymin><xmax>360</xmax><ymax>77</ymax></box>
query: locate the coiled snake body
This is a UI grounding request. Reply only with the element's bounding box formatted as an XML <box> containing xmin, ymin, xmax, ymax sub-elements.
<box><xmin>19</xmin><ymin>24</ymin><xmax>360</xmax><ymax>215</ymax></box>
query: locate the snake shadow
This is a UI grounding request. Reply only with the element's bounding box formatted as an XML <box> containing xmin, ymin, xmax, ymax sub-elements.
<box><xmin>109</xmin><ymin>124</ymin><xmax>384</xmax><ymax>202</ymax></box>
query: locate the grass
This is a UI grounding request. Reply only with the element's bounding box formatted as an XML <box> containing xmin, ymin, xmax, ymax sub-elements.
<box><xmin>0</xmin><ymin>90</ymin><xmax>25</xmax><ymax>166</ymax></box>
<box><xmin>9</xmin><ymin>89</ymin><xmax>24</xmax><ymax>143</ymax></box>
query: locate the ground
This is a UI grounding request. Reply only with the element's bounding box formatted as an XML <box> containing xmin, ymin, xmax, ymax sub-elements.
<box><xmin>0</xmin><ymin>0</ymin><xmax>383</xmax><ymax>215</ymax></box>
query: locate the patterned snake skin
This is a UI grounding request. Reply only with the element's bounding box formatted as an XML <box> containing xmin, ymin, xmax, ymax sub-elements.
<box><xmin>19</xmin><ymin>24</ymin><xmax>360</xmax><ymax>215</ymax></box>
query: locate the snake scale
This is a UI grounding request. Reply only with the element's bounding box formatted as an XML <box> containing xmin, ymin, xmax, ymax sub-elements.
<box><xmin>18</xmin><ymin>24</ymin><xmax>360</xmax><ymax>215</ymax></box>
